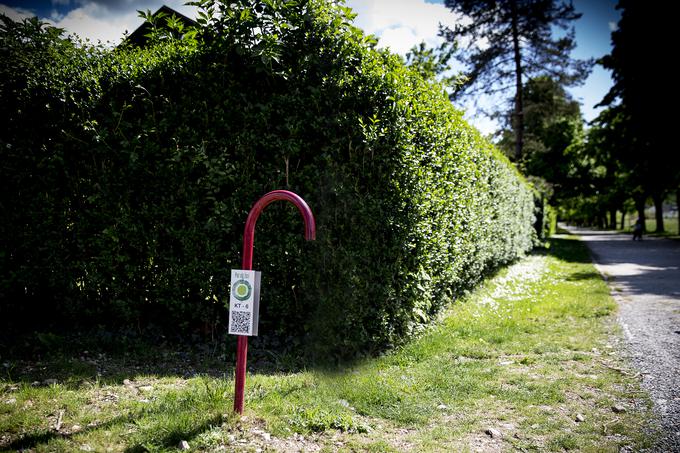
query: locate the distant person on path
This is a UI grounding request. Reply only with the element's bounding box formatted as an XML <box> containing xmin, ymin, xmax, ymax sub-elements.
<box><xmin>633</xmin><ymin>217</ymin><xmax>644</xmax><ymax>241</ymax></box>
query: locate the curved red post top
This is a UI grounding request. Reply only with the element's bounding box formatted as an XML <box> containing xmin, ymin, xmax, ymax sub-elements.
<box><xmin>242</xmin><ymin>190</ymin><xmax>316</xmax><ymax>270</ymax></box>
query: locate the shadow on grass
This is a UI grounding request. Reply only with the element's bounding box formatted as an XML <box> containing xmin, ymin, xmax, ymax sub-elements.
<box><xmin>0</xmin><ymin>346</ymin><xmax>232</xmax><ymax>389</ymax></box>
<box><xmin>4</xmin><ymin>395</ymin><xmax>226</xmax><ymax>452</ymax></box>
<box><xmin>5</xmin><ymin>414</ymin><xmax>129</xmax><ymax>451</ymax></box>
<box><xmin>547</xmin><ymin>234</ymin><xmax>594</xmax><ymax>265</ymax></box>
<box><xmin>5</xmin><ymin>412</ymin><xmax>130</xmax><ymax>451</ymax></box>
<box><xmin>566</xmin><ymin>271</ymin><xmax>602</xmax><ymax>282</ymax></box>
<box><xmin>0</xmin><ymin>329</ymin><xmax>313</xmax><ymax>388</ymax></box>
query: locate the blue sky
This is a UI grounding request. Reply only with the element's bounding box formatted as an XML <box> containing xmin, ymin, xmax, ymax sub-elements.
<box><xmin>570</xmin><ymin>0</ymin><xmax>620</xmax><ymax>122</ymax></box>
<box><xmin>1</xmin><ymin>0</ymin><xmax>619</xmax><ymax>135</ymax></box>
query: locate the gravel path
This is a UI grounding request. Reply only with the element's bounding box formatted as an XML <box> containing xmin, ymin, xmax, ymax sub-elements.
<box><xmin>564</xmin><ymin>225</ymin><xmax>680</xmax><ymax>451</ymax></box>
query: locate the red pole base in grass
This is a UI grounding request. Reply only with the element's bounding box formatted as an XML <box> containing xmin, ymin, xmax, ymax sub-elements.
<box><xmin>234</xmin><ymin>335</ymin><xmax>248</xmax><ymax>414</ymax></box>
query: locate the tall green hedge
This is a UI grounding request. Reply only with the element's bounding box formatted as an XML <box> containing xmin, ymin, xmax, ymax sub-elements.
<box><xmin>0</xmin><ymin>0</ymin><xmax>535</xmax><ymax>359</ymax></box>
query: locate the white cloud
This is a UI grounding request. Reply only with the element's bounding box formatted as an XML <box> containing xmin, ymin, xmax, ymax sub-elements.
<box><xmin>378</xmin><ymin>26</ymin><xmax>420</xmax><ymax>54</ymax></box>
<box><xmin>52</xmin><ymin>3</ymin><xmax>139</xmax><ymax>44</ymax></box>
<box><xmin>345</xmin><ymin>0</ymin><xmax>462</xmax><ymax>55</ymax></box>
<box><xmin>49</xmin><ymin>9</ymin><xmax>65</xmax><ymax>21</ymax></box>
<box><xmin>0</xmin><ymin>4</ymin><xmax>35</xmax><ymax>21</ymax></box>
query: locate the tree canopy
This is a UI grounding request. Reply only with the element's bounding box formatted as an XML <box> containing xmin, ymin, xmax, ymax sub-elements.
<box><xmin>597</xmin><ymin>0</ymin><xmax>679</xmax><ymax>232</ymax></box>
<box><xmin>498</xmin><ymin>76</ymin><xmax>582</xmax><ymax>187</ymax></box>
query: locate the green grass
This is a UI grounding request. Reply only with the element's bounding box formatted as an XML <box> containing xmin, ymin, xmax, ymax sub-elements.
<box><xmin>644</xmin><ymin>218</ymin><xmax>679</xmax><ymax>236</ymax></box>
<box><xmin>0</xmin><ymin>235</ymin><xmax>658</xmax><ymax>451</ymax></box>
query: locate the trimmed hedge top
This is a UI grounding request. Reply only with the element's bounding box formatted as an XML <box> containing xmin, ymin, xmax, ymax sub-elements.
<box><xmin>0</xmin><ymin>0</ymin><xmax>536</xmax><ymax>359</ymax></box>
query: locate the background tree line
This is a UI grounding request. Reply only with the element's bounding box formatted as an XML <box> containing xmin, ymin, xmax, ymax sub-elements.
<box><xmin>439</xmin><ymin>0</ymin><xmax>679</xmax><ymax>233</ymax></box>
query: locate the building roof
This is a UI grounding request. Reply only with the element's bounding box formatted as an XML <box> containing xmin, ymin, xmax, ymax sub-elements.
<box><xmin>125</xmin><ymin>5</ymin><xmax>197</xmax><ymax>47</ymax></box>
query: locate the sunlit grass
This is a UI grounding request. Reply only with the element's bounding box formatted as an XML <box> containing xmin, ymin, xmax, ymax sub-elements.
<box><xmin>644</xmin><ymin>218</ymin><xmax>679</xmax><ymax>235</ymax></box>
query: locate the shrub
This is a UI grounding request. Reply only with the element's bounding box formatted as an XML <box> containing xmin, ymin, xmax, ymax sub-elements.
<box><xmin>0</xmin><ymin>1</ymin><xmax>535</xmax><ymax>360</ymax></box>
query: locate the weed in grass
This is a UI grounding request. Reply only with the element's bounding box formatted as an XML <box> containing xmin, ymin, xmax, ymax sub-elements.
<box><xmin>288</xmin><ymin>406</ymin><xmax>369</xmax><ymax>433</ymax></box>
<box><xmin>551</xmin><ymin>432</ymin><xmax>579</xmax><ymax>450</ymax></box>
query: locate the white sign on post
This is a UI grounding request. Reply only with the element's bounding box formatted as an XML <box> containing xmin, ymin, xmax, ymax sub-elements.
<box><xmin>228</xmin><ymin>269</ymin><xmax>261</xmax><ymax>336</ymax></box>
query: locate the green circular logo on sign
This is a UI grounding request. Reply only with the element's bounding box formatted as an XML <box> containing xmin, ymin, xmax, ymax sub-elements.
<box><xmin>233</xmin><ymin>279</ymin><xmax>252</xmax><ymax>301</ymax></box>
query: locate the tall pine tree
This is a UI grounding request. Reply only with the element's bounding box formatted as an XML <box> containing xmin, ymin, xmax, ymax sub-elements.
<box><xmin>441</xmin><ymin>0</ymin><xmax>590</xmax><ymax>160</ymax></box>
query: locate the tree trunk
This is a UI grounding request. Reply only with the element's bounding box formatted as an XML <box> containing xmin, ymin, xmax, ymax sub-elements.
<box><xmin>634</xmin><ymin>194</ymin><xmax>646</xmax><ymax>233</ymax></box>
<box><xmin>677</xmin><ymin>187</ymin><xmax>680</xmax><ymax>235</ymax></box>
<box><xmin>652</xmin><ymin>192</ymin><xmax>665</xmax><ymax>233</ymax></box>
<box><xmin>597</xmin><ymin>210</ymin><xmax>605</xmax><ymax>229</ymax></box>
<box><xmin>510</xmin><ymin>0</ymin><xmax>524</xmax><ymax>161</ymax></box>
<box><xmin>609</xmin><ymin>209</ymin><xmax>617</xmax><ymax>230</ymax></box>
<box><xmin>620</xmin><ymin>210</ymin><xmax>626</xmax><ymax>230</ymax></box>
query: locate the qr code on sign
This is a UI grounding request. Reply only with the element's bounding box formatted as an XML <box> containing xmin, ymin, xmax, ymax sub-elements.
<box><xmin>230</xmin><ymin>311</ymin><xmax>251</xmax><ymax>335</ymax></box>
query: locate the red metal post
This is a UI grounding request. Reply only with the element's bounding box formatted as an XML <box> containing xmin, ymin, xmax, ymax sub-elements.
<box><xmin>233</xmin><ymin>190</ymin><xmax>316</xmax><ymax>414</ymax></box>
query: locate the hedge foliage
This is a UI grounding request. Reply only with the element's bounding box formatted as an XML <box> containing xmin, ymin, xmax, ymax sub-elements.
<box><xmin>0</xmin><ymin>0</ymin><xmax>537</xmax><ymax>359</ymax></box>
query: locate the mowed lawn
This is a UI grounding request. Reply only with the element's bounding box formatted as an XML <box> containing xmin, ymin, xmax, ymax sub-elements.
<box><xmin>0</xmin><ymin>234</ymin><xmax>658</xmax><ymax>452</ymax></box>
<box><xmin>644</xmin><ymin>218</ymin><xmax>679</xmax><ymax>236</ymax></box>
